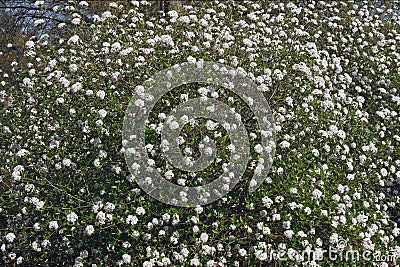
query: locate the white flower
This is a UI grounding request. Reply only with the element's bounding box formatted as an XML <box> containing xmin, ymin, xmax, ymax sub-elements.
<box><xmin>62</xmin><ymin>158</ymin><xmax>72</xmax><ymax>167</ymax></box>
<box><xmin>332</xmin><ymin>194</ymin><xmax>340</xmax><ymax>202</ymax></box>
<box><xmin>168</xmin><ymin>10</ymin><xmax>178</xmax><ymax>18</ymax></box>
<box><xmin>34</xmin><ymin>1</ymin><xmax>44</xmax><ymax>7</ymax></box>
<box><xmin>71</xmin><ymin>18</ymin><xmax>81</xmax><ymax>25</ymax></box>
<box><xmin>143</xmin><ymin>261</ymin><xmax>154</xmax><ymax>267</ymax></box>
<box><xmin>262</xmin><ymin>196</ymin><xmax>273</xmax><ymax>208</ymax></box>
<box><xmin>243</xmin><ymin>38</ymin><xmax>253</xmax><ymax>47</ymax></box>
<box><xmin>41</xmin><ymin>239</ymin><xmax>51</xmax><ymax>248</ymax></box>
<box><xmin>190</xmin><ymin>258</ymin><xmax>200</xmax><ymax>266</ymax></box>
<box><xmin>98</xmin><ymin>109</ymin><xmax>107</xmax><ymax>118</ymax></box>
<box><xmin>178</xmin><ymin>16</ymin><xmax>190</xmax><ymax>23</ymax></box>
<box><xmin>198</xmin><ymin>87</ymin><xmax>209</xmax><ymax>96</ymax></box>
<box><xmin>67</xmin><ymin>35</ymin><xmax>80</xmax><ymax>45</ymax></box>
<box><xmin>162</xmin><ymin>213</ymin><xmax>170</xmax><ymax>222</ymax></box>
<box><xmin>227</xmin><ymin>144</ymin><xmax>236</xmax><ymax>152</ymax></box>
<box><xmin>194</xmin><ymin>206</ymin><xmax>203</xmax><ymax>214</ymax></box>
<box><xmin>102</xmin><ymin>11</ymin><xmax>112</xmax><ymax>19</ymax></box>
<box><xmin>78</xmin><ymin>1</ymin><xmax>89</xmax><ymax>7</ymax></box>
<box><xmin>199</xmin><ymin>233</ymin><xmax>209</xmax><ymax>243</ymax></box>
<box><xmin>169</xmin><ymin>121</ymin><xmax>179</xmax><ymax>130</ymax></box>
<box><xmin>67</xmin><ymin>212</ymin><xmax>78</xmax><ymax>224</ymax></box>
<box><xmin>181</xmin><ymin>247</ymin><xmax>189</xmax><ymax>258</ymax></box>
<box><xmin>203</xmin><ymin>147</ymin><xmax>213</xmax><ymax>156</ymax></box>
<box><xmin>254</xmin><ymin>144</ymin><xmax>263</xmax><ymax>153</ymax></box>
<box><xmin>249</xmin><ymin>179</ymin><xmax>257</xmax><ymax>188</ymax></box>
<box><xmin>122</xmin><ymin>254</ymin><xmax>131</xmax><ymax>263</ymax></box>
<box><xmin>136</xmin><ymin>207</ymin><xmax>145</xmax><ymax>215</ymax></box>
<box><xmin>5</xmin><ymin>233</ymin><xmax>16</xmax><ymax>243</ymax></box>
<box><xmin>357</xmin><ymin>214</ymin><xmax>369</xmax><ymax>224</ymax></box>
<box><xmin>104</xmin><ymin>202</ymin><xmax>115</xmax><ymax>212</ymax></box>
<box><xmin>126</xmin><ymin>215</ymin><xmax>138</xmax><ymax>225</ymax></box>
<box><xmin>25</xmin><ymin>40</ymin><xmax>35</xmax><ymax>49</ymax></box>
<box><xmin>284</xmin><ymin>230</ymin><xmax>294</xmax><ymax>238</ymax></box>
<box><xmin>304</xmin><ymin>207</ymin><xmax>312</xmax><ymax>215</ymax></box>
<box><xmin>49</xmin><ymin>221</ymin><xmax>59</xmax><ymax>230</ymax></box>
<box><xmin>272</xmin><ymin>213</ymin><xmax>281</xmax><ymax>221</ymax></box>
<box><xmin>187</xmin><ymin>56</ymin><xmax>196</xmax><ymax>63</ymax></box>
<box><xmin>238</xmin><ymin>248</ymin><xmax>247</xmax><ymax>256</ymax></box>
<box><xmin>34</xmin><ymin>19</ymin><xmax>45</xmax><ymax>27</ymax></box>
<box><xmin>33</xmin><ymin>223</ymin><xmax>40</xmax><ymax>231</ymax></box>
<box><xmin>16</xmin><ymin>149</ymin><xmax>30</xmax><ymax>157</ymax></box>
<box><xmin>111</xmin><ymin>42</ymin><xmax>122</xmax><ymax>52</ymax></box>
<box><xmin>134</xmin><ymin>99</ymin><xmax>144</xmax><ymax>107</ymax></box>
<box><xmin>337</xmin><ymin>130</ymin><xmax>346</xmax><ymax>139</ymax></box>
<box><xmin>96</xmin><ymin>90</ymin><xmax>106</xmax><ymax>99</ymax></box>
<box><xmin>273</xmin><ymin>69</ymin><xmax>284</xmax><ymax>80</ymax></box>
<box><xmin>257</xmin><ymin>252</ymin><xmax>268</xmax><ymax>261</ymax></box>
<box><xmin>312</xmin><ymin>189</ymin><xmax>323</xmax><ymax>199</ymax></box>
<box><xmin>282</xmin><ymin>221</ymin><xmax>291</xmax><ymax>229</ymax></box>
<box><xmin>32</xmin><ymin>241</ymin><xmax>41</xmax><ymax>252</ymax></box>
<box><xmin>165</xmin><ymin>170</ymin><xmax>174</xmax><ymax>180</ymax></box>
<box><xmin>190</xmin><ymin>216</ymin><xmax>199</xmax><ymax>224</ymax></box>
<box><xmin>206</xmin><ymin>120</ymin><xmax>217</xmax><ymax>130</ymax></box>
<box><xmin>22</xmin><ymin>77</ymin><xmax>33</xmax><ymax>88</ymax></box>
<box><xmin>59</xmin><ymin>77</ymin><xmax>70</xmax><ymax>88</ymax></box>
<box><xmin>84</xmin><ymin>225</ymin><xmax>95</xmax><ymax>236</ymax></box>
<box><xmin>16</xmin><ymin>257</ymin><xmax>23</xmax><ymax>264</ymax></box>
<box><xmin>71</xmin><ymin>82</ymin><xmax>82</xmax><ymax>92</ymax></box>
<box><xmin>393</xmin><ymin>227</ymin><xmax>400</xmax><ymax>237</ymax></box>
<box><xmin>120</xmin><ymin>47</ymin><xmax>133</xmax><ymax>56</ymax></box>
<box><xmin>330</xmin><ymin>233</ymin><xmax>339</xmax><ymax>244</ymax></box>
<box><xmin>96</xmin><ymin>211</ymin><xmax>106</xmax><ymax>224</ymax></box>
<box><xmin>280</xmin><ymin>140</ymin><xmax>290</xmax><ymax>148</ymax></box>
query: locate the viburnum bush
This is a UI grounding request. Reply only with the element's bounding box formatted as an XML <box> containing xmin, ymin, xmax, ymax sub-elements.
<box><xmin>1</xmin><ymin>0</ymin><xmax>400</xmax><ymax>266</ymax></box>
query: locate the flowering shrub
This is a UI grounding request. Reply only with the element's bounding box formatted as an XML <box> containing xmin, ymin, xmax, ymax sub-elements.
<box><xmin>1</xmin><ymin>1</ymin><xmax>400</xmax><ymax>266</ymax></box>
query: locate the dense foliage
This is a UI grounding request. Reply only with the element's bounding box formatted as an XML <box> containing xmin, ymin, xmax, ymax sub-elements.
<box><xmin>1</xmin><ymin>1</ymin><xmax>400</xmax><ymax>266</ymax></box>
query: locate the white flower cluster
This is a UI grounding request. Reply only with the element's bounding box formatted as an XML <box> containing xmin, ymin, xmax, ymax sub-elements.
<box><xmin>1</xmin><ymin>0</ymin><xmax>399</xmax><ymax>266</ymax></box>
